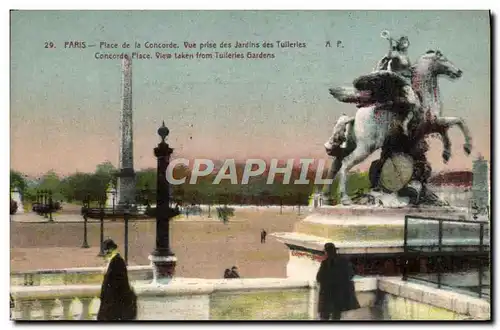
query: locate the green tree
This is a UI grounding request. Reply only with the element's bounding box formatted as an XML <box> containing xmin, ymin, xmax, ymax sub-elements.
<box><xmin>38</xmin><ymin>171</ymin><xmax>64</xmax><ymax>201</ymax></box>
<box><xmin>136</xmin><ymin>168</ymin><xmax>156</xmax><ymax>189</ymax></box>
<box><xmin>59</xmin><ymin>172</ymin><xmax>93</xmax><ymax>202</ymax></box>
<box><xmin>95</xmin><ymin>161</ymin><xmax>116</xmax><ymax>176</ymax></box>
<box><xmin>10</xmin><ymin>170</ymin><xmax>28</xmax><ymax>194</ymax></box>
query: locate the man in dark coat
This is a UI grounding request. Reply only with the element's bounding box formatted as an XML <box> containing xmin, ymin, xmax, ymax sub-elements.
<box><xmin>97</xmin><ymin>239</ymin><xmax>137</xmax><ymax>321</ymax></box>
<box><xmin>316</xmin><ymin>243</ymin><xmax>360</xmax><ymax>320</ymax></box>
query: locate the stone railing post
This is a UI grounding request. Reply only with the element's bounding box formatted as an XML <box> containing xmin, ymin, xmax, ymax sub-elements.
<box><xmin>307</xmin><ymin>280</ymin><xmax>318</xmax><ymax>320</ymax></box>
<box><xmin>20</xmin><ymin>300</ymin><xmax>33</xmax><ymax>320</ymax></box>
<box><xmin>60</xmin><ymin>298</ymin><xmax>73</xmax><ymax>320</ymax></box>
<box><xmin>40</xmin><ymin>299</ymin><xmax>56</xmax><ymax>320</ymax></box>
<box><xmin>79</xmin><ymin>297</ymin><xmax>93</xmax><ymax>320</ymax></box>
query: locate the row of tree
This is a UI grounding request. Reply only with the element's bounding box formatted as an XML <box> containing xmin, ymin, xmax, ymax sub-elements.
<box><xmin>10</xmin><ymin>161</ymin><xmax>371</xmax><ymax>206</ymax></box>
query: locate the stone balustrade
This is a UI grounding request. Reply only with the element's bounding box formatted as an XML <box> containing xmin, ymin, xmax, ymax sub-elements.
<box><xmin>10</xmin><ymin>265</ymin><xmax>153</xmax><ymax>286</ymax></box>
<box><xmin>10</xmin><ymin>275</ymin><xmax>490</xmax><ymax>321</ymax></box>
<box><xmin>10</xmin><ymin>277</ymin><xmax>377</xmax><ymax>320</ymax></box>
<box><xmin>377</xmin><ymin>277</ymin><xmax>490</xmax><ymax>320</ymax></box>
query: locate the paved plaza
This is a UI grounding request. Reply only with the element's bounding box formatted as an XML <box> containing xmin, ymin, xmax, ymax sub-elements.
<box><xmin>11</xmin><ymin>210</ymin><xmax>302</xmax><ymax>278</ymax></box>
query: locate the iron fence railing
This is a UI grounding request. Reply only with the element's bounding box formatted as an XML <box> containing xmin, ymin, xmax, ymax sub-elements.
<box><xmin>403</xmin><ymin>215</ymin><xmax>490</xmax><ymax>299</ymax></box>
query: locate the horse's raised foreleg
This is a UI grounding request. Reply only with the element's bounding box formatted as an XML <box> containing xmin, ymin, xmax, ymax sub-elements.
<box><xmin>321</xmin><ymin>157</ymin><xmax>343</xmax><ymax>197</ymax></box>
<box><xmin>441</xmin><ymin>131</ymin><xmax>452</xmax><ymax>164</ymax></box>
<box><xmin>338</xmin><ymin>146</ymin><xmax>373</xmax><ymax>205</ymax></box>
<box><xmin>436</xmin><ymin>116</ymin><xmax>473</xmax><ymax>156</ymax></box>
<box><xmin>322</xmin><ymin>136</ymin><xmax>356</xmax><ymax>199</ymax></box>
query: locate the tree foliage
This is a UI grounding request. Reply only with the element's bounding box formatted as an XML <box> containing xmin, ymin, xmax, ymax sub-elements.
<box><xmin>10</xmin><ymin>170</ymin><xmax>28</xmax><ymax>193</ymax></box>
<box><xmin>11</xmin><ymin>161</ymin><xmax>371</xmax><ymax>206</ymax></box>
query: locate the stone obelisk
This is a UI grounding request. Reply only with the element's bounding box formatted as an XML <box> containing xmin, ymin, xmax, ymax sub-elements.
<box><xmin>116</xmin><ymin>55</ymin><xmax>136</xmax><ymax>206</ymax></box>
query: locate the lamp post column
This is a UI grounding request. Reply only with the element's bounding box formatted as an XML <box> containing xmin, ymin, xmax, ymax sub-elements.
<box><xmin>148</xmin><ymin>121</ymin><xmax>179</xmax><ymax>284</ymax></box>
<box><xmin>124</xmin><ymin>201</ymin><xmax>130</xmax><ymax>265</ymax></box>
<box><xmin>48</xmin><ymin>191</ymin><xmax>54</xmax><ymax>222</ymax></box>
<box><xmin>98</xmin><ymin>198</ymin><xmax>105</xmax><ymax>256</ymax></box>
<box><xmin>43</xmin><ymin>190</ymin><xmax>49</xmax><ymax>218</ymax></box>
<box><xmin>81</xmin><ymin>195</ymin><xmax>90</xmax><ymax>249</ymax></box>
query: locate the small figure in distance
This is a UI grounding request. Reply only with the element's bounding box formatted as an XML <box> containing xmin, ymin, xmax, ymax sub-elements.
<box><xmin>261</xmin><ymin>229</ymin><xmax>267</xmax><ymax>244</ymax></box>
<box><xmin>229</xmin><ymin>266</ymin><xmax>240</xmax><ymax>278</ymax></box>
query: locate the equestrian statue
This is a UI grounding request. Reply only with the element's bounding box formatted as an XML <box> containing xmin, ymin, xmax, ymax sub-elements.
<box><xmin>323</xmin><ymin>30</ymin><xmax>473</xmax><ymax>207</ymax></box>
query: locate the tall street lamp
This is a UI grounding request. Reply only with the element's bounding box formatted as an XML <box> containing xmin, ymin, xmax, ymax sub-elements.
<box><xmin>148</xmin><ymin>121</ymin><xmax>180</xmax><ymax>284</ymax></box>
<box><xmin>124</xmin><ymin>200</ymin><xmax>131</xmax><ymax>265</ymax></box>
<box><xmin>97</xmin><ymin>197</ymin><xmax>106</xmax><ymax>256</ymax></box>
<box><xmin>42</xmin><ymin>190</ymin><xmax>49</xmax><ymax>218</ymax></box>
<box><xmin>48</xmin><ymin>190</ymin><xmax>54</xmax><ymax>222</ymax></box>
<box><xmin>81</xmin><ymin>194</ymin><xmax>90</xmax><ymax>249</ymax></box>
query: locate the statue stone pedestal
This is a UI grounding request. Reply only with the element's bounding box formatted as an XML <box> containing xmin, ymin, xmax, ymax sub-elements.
<box><xmin>11</xmin><ymin>188</ymin><xmax>24</xmax><ymax>214</ymax></box>
<box><xmin>106</xmin><ymin>185</ymin><xmax>117</xmax><ymax>209</ymax></box>
<box><xmin>308</xmin><ymin>193</ymin><xmax>326</xmax><ymax>211</ymax></box>
<box><xmin>149</xmin><ymin>255</ymin><xmax>177</xmax><ymax>285</ymax></box>
<box><xmin>271</xmin><ymin>205</ymin><xmax>472</xmax><ymax>281</ymax></box>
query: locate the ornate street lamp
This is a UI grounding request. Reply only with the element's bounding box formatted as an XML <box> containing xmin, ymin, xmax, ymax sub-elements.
<box><xmin>297</xmin><ymin>193</ymin><xmax>302</xmax><ymax>216</ymax></box>
<box><xmin>48</xmin><ymin>190</ymin><xmax>54</xmax><ymax>222</ymax></box>
<box><xmin>97</xmin><ymin>197</ymin><xmax>106</xmax><ymax>256</ymax></box>
<box><xmin>41</xmin><ymin>190</ymin><xmax>46</xmax><ymax>215</ymax></box>
<box><xmin>33</xmin><ymin>190</ymin><xmax>39</xmax><ymax>213</ymax></box>
<box><xmin>45</xmin><ymin>190</ymin><xmax>50</xmax><ymax>218</ymax></box>
<box><xmin>81</xmin><ymin>194</ymin><xmax>90</xmax><ymax>249</ymax></box>
<box><xmin>207</xmin><ymin>193</ymin><xmax>212</xmax><ymax>218</ymax></box>
<box><xmin>148</xmin><ymin>121</ymin><xmax>180</xmax><ymax>284</ymax></box>
<box><xmin>124</xmin><ymin>200</ymin><xmax>131</xmax><ymax>265</ymax></box>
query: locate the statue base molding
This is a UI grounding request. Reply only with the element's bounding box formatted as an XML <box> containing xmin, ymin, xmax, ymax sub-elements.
<box><xmin>271</xmin><ymin>205</ymin><xmax>476</xmax><ymax>281</ymax></box>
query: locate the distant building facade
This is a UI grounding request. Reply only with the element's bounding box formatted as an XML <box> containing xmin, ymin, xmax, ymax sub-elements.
<box><xmin>428</xmin><ymin>171</ymin><xmax>472</xmax><ymax>208</ymax></box>
<box><xmin>472</xmin><ymin>155</ymin><xmax>490</xmax><ymax>215</ymax></box>
<box><xmin>428</xmin><ymin>156</ymin><xmax>490</xmax><ymax>215</ymax></box>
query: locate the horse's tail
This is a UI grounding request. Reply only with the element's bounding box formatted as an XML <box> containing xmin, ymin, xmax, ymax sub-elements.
<box><xmin>324</xmin><ymin>115</ymin><xmax>355</xmax><ymax>152</ymax></box>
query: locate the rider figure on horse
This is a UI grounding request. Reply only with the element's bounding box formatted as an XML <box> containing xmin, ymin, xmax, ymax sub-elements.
<box><xmin>329</xmin><ymin>31</ymin><xmax>420</xmax><ymax>138</ymax></box>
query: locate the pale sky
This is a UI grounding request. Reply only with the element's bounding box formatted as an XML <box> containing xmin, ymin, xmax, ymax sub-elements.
<box><xmin>10</xmin><ymin>10</ymin><xmax>490</xmax><ymax>177</ymax></box>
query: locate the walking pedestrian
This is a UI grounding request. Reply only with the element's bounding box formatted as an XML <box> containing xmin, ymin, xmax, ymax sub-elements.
<box><xmin>260</xmin><ymin>229</ymin><xmax>267</xmax><ymax>244</ymax></box>
<box><xmin>316</xmin><ymin>242</ymin><xmax>360</xmax><ymax>320</ymax></box>
<box><xmin>97</xmin><ymin>239</ymin><xmax>137</xmax><ymax>321</ymax></box>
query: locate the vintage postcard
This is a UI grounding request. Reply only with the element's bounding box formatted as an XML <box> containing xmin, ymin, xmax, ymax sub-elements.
<box><xmin>9</xmin><ymin>10</ymin><xmax>490</xmax><ymax>321</ymax></box>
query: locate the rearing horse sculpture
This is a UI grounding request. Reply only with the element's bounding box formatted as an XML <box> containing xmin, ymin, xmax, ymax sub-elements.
<box><xmin>324</xmin><ymin>50</ymin><xmax>473</xmax><ymax>205</ymax></box>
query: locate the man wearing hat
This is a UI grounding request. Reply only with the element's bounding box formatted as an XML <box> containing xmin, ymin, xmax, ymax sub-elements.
<box><xmin>316</xmin><ymin>242</ymin><xmax>360</xmax><ymax>320</ymax></box>
<box><xmin>97</xmin><ymin>238</ymin><xmax>137</xmax><ymax>321</ymax></box>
